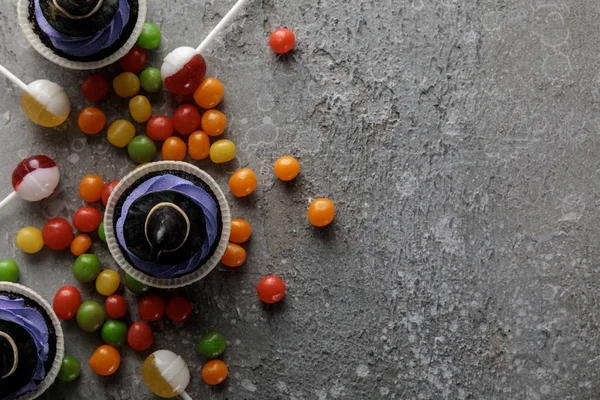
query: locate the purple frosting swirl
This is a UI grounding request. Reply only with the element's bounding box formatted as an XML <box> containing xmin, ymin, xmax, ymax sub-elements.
<box><xmin>34</xmin><ymin>0</ymin><xmax>130</xmax><ymax>57</ymax></box>
<box><xmin>116</xmin><ymin>174</ymin><xmax>219</xmax><ymax>279</ymax></box>
<box><xmin>0</xmin><ymin>296</ymin><xmax>49</xmax><ymax>400</ymax></box>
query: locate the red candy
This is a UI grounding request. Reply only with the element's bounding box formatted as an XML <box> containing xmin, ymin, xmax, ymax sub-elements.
<box><xmin>164</xmin><ymin>54</ymin><xmax>206</xmax><ymax>95</ymax></box>
<box><xmin>172</xmin><ymin>104</ymin><xmax>201</xmax><ymax>135</ymax></box>
<box><xmin>127</xmin><ymin>321</ymin><xmax>153</xmax><ymax>351</ymax></box>
<box><xmin>138</xmin><ymin>295</ymin><xmax>165</xmax><ymax>321</ymax></box>
<box><xmin>165</xmin><ymin>297</ymin><xmax>192</xmax><ymax>323</ymax></box>
<box><xmin>146</xmin><ymin>116</ymin><xmax>174</xmax><ymax>141</ymax></box>
<box><xmin>257</xmin><ymin>275</ymin><xmax>286</xmax><ymax>304</ymax></box>
<box><xmin>42</xmin><ymin>217</ymin><xmax>74</xmax><ymax>250</ymax></box>
<box><xmin>82</xmin><ymin>74</ymin><xmax>109</xmax><ymax>102</ymax></box>
<box><xmin>269</xmin><ymin>28</ymin><xmax>296</xmax><ymax>54</ymax></box>
<box><xmin>102</xmin><ymin>180</ymin><xmax>120</xmax><ymax>206</ymax></box>
<box><xmin>72</xmin><ymin>206</ymin><xmax>102</xmax><ymax>233</ymax></box>
<box><xmin>53</xmin><ymin>285</ymin><xmax>82</xmax><ymax>320</ymax></box>
<box><xmin>119</xmin><ymin>45</ymin><xmax>147</xmax><ymax>73</ymax></box>
<box><xmin>106</xmin><ymin>294</ymin><xmax>127</xmax><ymax>319</ymax></box>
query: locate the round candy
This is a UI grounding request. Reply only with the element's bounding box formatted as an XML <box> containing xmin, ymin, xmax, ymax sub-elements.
<box><xmin>101</xmin><ymin>180</ymin><xmax>120</xmax><ymax>206</ymax></box>
<box><xmin>22</xmin><ymin>80</ymin><xmax>70</xmax><ymax>127</ymax></box>
<box><xmin>308</xmin><ymin>198</ymin><xmax>335</xmax><ymax>227</ymax></box>
<box><xmin>52</xmin><ymin>285</ymin><xmax>81</xmax><ymax>320</ymax></box>
<box><xmin>201</xmin><ymin>109</ymin><xmax>227</xmax><ymax>136</ymax></box>
<box><xmin>78</xmin><ymin>107</ymin><xmax>106</xmax><ymax>135</ymax></box>
<box><xmin>146</xmin><ymin>116</ymin><xmax>174</xmax><ymax>141</ymax></box>
<box><xmin>106</xmin><ymin>294</ymin><xmax>127</xmax><ymax>319</ymax></box>
<box><xmin>79</xmin><ymin>174</ymin><xmax>104</xmax><ymax>202</ymax></box>
<box><xmin>101</xmin><ymin>319</ymin><xmax>128</xmax><ymax>347</ymax></box>
<box><xmin>89</xmin><ymin>345</ymin><xmax>120</xmax><ymax>376</ymax></box>
<box><xmin>76</xmin><ymin>300</ymin><xmax>106</xmax><ymax>332</ymax></box>
<box><xmin>125</xmin><ymin>273</ymin><xmax>150</xmax><ymax>295</ymax></box>
<box><xmin>142</xmin><ymin>350</ymin><xmax>190</xmax><ymax>397</ymax></box>
<box><xmin>128</xmin><ymin>136</ymin><xmax>157</xmax><ymax>164</ymax></box>
<box><xmin>72</xmin><ymin>253</ymin><xmax>101</xmax><ymax>283</ymax></box>
<box><xmin>113</xmin><ymin>72</ymin><xmax>140</xmax><ymax>98</ymax></box>
<box><xmin>128</xmin><ymin>321</ymin><xmax>153</xmax><ymax>351</ymax></box>
<box><xmin>42</xmin><ymin>217</ymin><xmax>74</xmax><ymax>250</ymax></box>
<box><xmin>202</xmin><ymin>360</ymin><xmax>228</xmax><ymax>385</ymax></box>
<box><xmin>188</xmin><ymin>131</ymin><xmax>210</xmax><ymax>160</ymax></box>
<box><xmin>107</xmin><ymin>120</ymin><xmax>136</xmax><ymax>148</ymax></box>
<box><xmin>73</xmin><ymin>206</ymin><xmax>102</xmax><ymax>232</ymax></box>
<box><xmin>196</xmin><ymin>332</ymin><xmax>226</xmax><ymax>359</ymax></box>
<box><xmin>209</xmin><ymin>140</ymin><xmax>236</xmax><ymax>163</ymax></box>
<box><xmin>274</xmin><ymin>156</ymin><xmax>300</xmax><ymax>181</ymax></box>
<box><xmin>138</xmin><ymin>295</ymin><xmax>165</xmax><ymax>322</ymax></box>
<box><xmin>172</xmin><ymin>104</ymin><xmax>201</xmax><ymax>135</ymax></box>
<box><xmin>82</xmin><ymin>74</ymin><xmax>109</xmax><ymax>102</ymax></box>
<box><xmin>161</xmin><ymin>137</ymin><xmax>186</xmax><ymax>161</ymax></box>
<box><xmin>161</xmin><ymin>46</ymin><xmax>206</xmax><ymax>95</ymax></box>
<box><xmin>70</xmin><ymin>234</ymin><xmax>92</xmax><ymax>256</ymax></box>
<box><xmin>98</xmin><ymin>221</ymin><xmax>106</xmax><ymax>242</ymax></box>
<box><xmin>230</xmin><ymin>219</ymin><xmax>252</xmax><ymax>244</ymax></box>
<box><xmin>57</xmin><ymin>355</ymin><xmax>80</xmax><ymax>382</ymax></box>
<box><xmin>269</xmin><ymin>27</ymin><xmax>296</xmax><ymax>54</ymax></box>
<box><xmin>96</xmin><ymin>269</ymin><xmax>120</xmax><ymax>296</ymax></box>
<box><xmin>165</xmin><ymin>297</ymin><xmax>192</xmax><ymax>323</ymax></box>
<box><xmin>228</xmin><ymin>168</ymin><xmax>258</xmax><ymax>197</ymax></box>
<box><xmin>257</xmin><ymin>275</ymin><xmax>286</xmax><ymax>304</ymax></box>
<box><xmin>193</xmin><ymin>77</ymin><xmax>224</xmax><ymax>109</ymax></box>
<box><xmin>137</xmin><ymin>22</ymin><xmax>162</xmax><ymax>49</ymax></box>
<box><xmin>12</xmin><ymin>155</ymin><xmax>60</xmax><ymax>202</ymax></box>
<box><xmin>221</xmin><ymin>243</ymin><xmax>246</xmax><ymax>267</ymax></box>
<box><xmin>16</xmin><ymin>227</ymin><xmax>44</xmax><ymax>253</ymax></box>
<box><xmin>119</xmin><ymin>45</ymin><xmax>147</xmax><ymax>73</ymax></box>
<box><xmin>140</xmin><ymin>67</ymin><xmax>163</xmax><ymax>93</ymax></box>
<box><xmin>0</xmin><ymin>259</ymin><xmax>19</xmax><ymax>282</ymax></box>
<box><xmin>129</xmin><ymin>95</ymin><xmax>152</xmax><ymax>123</ymax></box>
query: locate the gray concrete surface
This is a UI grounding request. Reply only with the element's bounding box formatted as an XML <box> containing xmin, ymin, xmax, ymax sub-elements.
<box><xmin>0</xmin><ymin>0</ymin><xmax>599</xmax><ymax>398</ymax></box>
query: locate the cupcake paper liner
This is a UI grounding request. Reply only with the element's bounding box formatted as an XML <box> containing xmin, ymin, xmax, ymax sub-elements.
<box><xmin>104</xmin><ymin>161</ymin><xmax>231</xmax><ymax>288</ymax></box>
<box><xmin>0</xmin><ymin>282</ymin><xmax>64</xmax><ymax>400</ymax></box>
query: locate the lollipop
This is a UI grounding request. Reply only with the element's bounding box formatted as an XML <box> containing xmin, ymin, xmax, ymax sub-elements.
<box><xmin>142</xmin><ymin>350</ymin><xmax>192</xmax><ymax>399</ymax></box>
<box><xmin>161</xmin><ymin>0</ymin><xmax>251</xmax><ymax>94</ymax></box>
<box><xmin>0</xmin><ymin>64</ymin><xmax>70</xmax><ymax>127</ymax></box>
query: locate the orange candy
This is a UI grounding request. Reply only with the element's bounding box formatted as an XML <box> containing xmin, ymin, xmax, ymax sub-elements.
<box><xmin>308</xmin><ymin>198</ymin><xmax>335</xmax><ymax>227</ymax></box>
<box><xmin>228</xmin><ymin>168</ymin><xmax>257</xmax><ymax>197</ymax></box>
<box><xmin>188</xmin><ymin>131</ymin><xmax>210</xmax><ymax>160</ymax></box>
<box><xmin>79</xmin><ymin>174</ymin><xmax>105</xmax><ymax>202</ymax></box>
<box><xmin>193</xmin><ymin>77</ymin><xmax>224</xmax><ymax>109</ymax></box>
<box><xmin>89</xmin><ymin>345</ymin><xmax>121</xmax><ymax>376</ymax></box>
<box><xmin>161</xmin><ymin>137</ymin><xmax>187</xmax><ymax>161</ymax></box>
<box><xmin>201</xmin><ymin>110</ymin><xmax>227</xmax><ymax>136</ymax></box>
<box><xmin>202</xmin><ymin>359</ymin><xmax>228</xmax><ymax>385</ymax></box>
<box><xmin>221</xmin><ymin>243</ymin><xmax>246</xmax><ymax>267</ymax></box>
<box><xmin>78</xmin><ymin>107</ymin><xmax>106</xmax><ymax>135</ymax></box>
<box><xmin>274</xmin><ymin>156</ymin><xmax>300</xmax><ymax>181</ymax></box>
<box><xmin>70</xmin><ymin>234</ymin><xmax>92</xmax><ymax>256</ymax></box>
<box><xmin>230</xmin><ymin>219</ymin><xmax>252</xmax><ymax>244</ymax></box>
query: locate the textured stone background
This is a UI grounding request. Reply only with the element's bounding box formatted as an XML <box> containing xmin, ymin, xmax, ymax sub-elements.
<box><xmin>0</xmin><ymin>0</ymin><xmax>599</xmax><ymax>398</ymax></box>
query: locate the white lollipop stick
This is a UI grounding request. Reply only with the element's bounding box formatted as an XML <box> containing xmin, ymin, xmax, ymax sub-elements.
<box><xmin>0</xmin><ymin>192</ymin><xmax>18</xmax><ymax>212</ymax></box>
<box><xmin>180</xmin><ymin>392</ymin><xmax>193</xmax><ymax>400</ymax></box>
<box><xmin>0</xmin><ymin>64</ymin><xmax>27</xmax><ymax>91</ymax></box>
<box><xmin>196</xmin><ymin>0</ymin><xmax>252</xmax><ymax>53</ymax></box>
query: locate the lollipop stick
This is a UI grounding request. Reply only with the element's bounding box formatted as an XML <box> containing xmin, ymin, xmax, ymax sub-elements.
<box><xmin>180</xmin><ymin>391</ymin><xmax>193</xmax><ymax>400</ymax></box>
<box><xmin>0</xmin><ymin>64</ymin><xmax>27</xmax><ymax>91</ymax></box>
<box><xmin>0</xmin><ymin>191</ymin><xmax>18</xmax><ymax>212</ymax></box>
<box><xmin>196</xmin><ymin>0</ymin><xmax>252</xmax><ymax>53</ymax></box>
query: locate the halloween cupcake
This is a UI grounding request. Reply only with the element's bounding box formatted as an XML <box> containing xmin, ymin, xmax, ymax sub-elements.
<box><xmin>18</xmin><ymin>0</ymin><xmax>147</xmax><ymax>70</ymax></box>
<box><xmin>0</xmin><ymin>282</ymin><xmax>64</xmax><ymax>400</ymax></box>
<box><xmin>104</xmin><ymin>162</ymin><xmax>231</xmax><ymax>288</ymax></box>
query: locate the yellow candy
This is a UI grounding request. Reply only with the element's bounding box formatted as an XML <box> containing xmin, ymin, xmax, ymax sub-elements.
<box><xmin>113</xmin><ymin>72</ymin><xmax>140</xmax><ymax>98</ymax></box>
<box><xmin>95</xmin><ymin>269</ymin><xmax>121</xmax><ymax>296</ymax></box>
<box><xmin>107</xmin><ymin>120</ymin><xmax>136</xmax><ymax>148</ymax></box>
<box><xmin>16</xmin><ymin>227</ymin><xmax>44</xmax><ymax>254</ymax></box>
<box><xmin>129</xmin><ymin>95</ymin><xmax>152</xmax><ymax>123</ymax></box>
<box><xmin>209</xmin><ymin>140</ymin><xmax>236</xmax><ymax>163</ymax></box>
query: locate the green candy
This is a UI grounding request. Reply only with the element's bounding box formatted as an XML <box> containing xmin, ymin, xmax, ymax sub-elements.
<box><xmin>101</xmin><ymin>319</ymin><xmax>128</xmax><ymax>347</ymax></box>
<box><xmin>140</xmin><ymin>67</ymin><xmax>162</xmax><ymax>93</ymax></box>
<box><xmin>137</xmin><ymin>22</ymin><xmax>161</xmax><ymax>49</ymax></box>
<box><xmin>127</xmin><ymin>135</ymin><xmax>157</xmax><ymax>164</ymax></box>
<box><xmin>72</xmin><ymin>254</ymin><xmax>101</xmax><ymax>283</ymax></box>
<box><xmin>57</xmin><ymin>355</ymin><xmax>80</xmax><ymax>382</ymax></box>
<box><xmin>0</xmin><ymin>259</ymin><xmax>19</xmax><ymax>282</ymax></box>
<box><xmin>76</xmin><ymin>300</ymin><xmax>105</xmax><ymax>333</ymax></box>
<box><xmin>196</xmin><ymin>332</ymin><xmax>226</xmax><ymax>359</ymax></box>
<box><xmin>124</xmin><ymin>273</ymin><xmax>150</xmax><ymax>295</ymax></box>
<box><xmin>98</xmin><ymin>222</ymin><xmax>106</xmax><ymax>242</ymax></box>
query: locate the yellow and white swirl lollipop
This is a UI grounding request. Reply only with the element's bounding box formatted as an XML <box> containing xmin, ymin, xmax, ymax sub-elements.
<box><xmin>142</xmin><ymin>350</ymin><xmax>193</xmax><ymax>399</ymax></box>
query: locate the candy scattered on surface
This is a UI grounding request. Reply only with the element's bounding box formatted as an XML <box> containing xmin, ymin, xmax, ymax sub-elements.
<box><xmin>257</xmin><ymin>275</ymin><xmax>286</xmax><ymax>304</ymax></box>
<box><xmin>89</xmin><ymin>345</ymin><xmax>120</xmax><ymax>376</ymax></box>
<box><xmin>220</xmin><ymin>242</ymin><xmax>246</xmax><ymax>267</ymax></box>
<box><xmin>274</xmin><ymin>155</ymin><xmax>300</xmax><ymax>181</ymax></box>
<box><xmin>202</xmin><ymin>359</ymin><xmax>228</xmax><ymax>385</ymax></box>
<box><xmin>16</xmin><ymin>226</ymin><xmax>44</xmax><ymax>253</ymax></box>
<box><xmin>22</xmin><ymin>80</ymin><xmax>70</xmax><ymax>127</ymax></box>
<box><xmin>161</xmin><ymin>137</ymin><xmax>187</xmax><ymax>161</ymax></box>
<box><xmin>193</xmin><ymin>77</ymin><xmax>224</xmax><ymax>109</ymax></box>
<box><xmin>196</xmin><ymin>332</ymin><xmax>226</xmax><ymax>359</ymax></box>
<box><xmin>52</xmin><ymin>285</ymin><xmax>82</xmax><ymax>320</ymax></box>
<box><xmin>228</xmin><ymin>168</ymin><xmax>257</xmax><ymax>197</ymax></box>
<box><xmin>101</xmin><ymin>319</ymin><xmax>128</xmax><ymax>347</ymax></box>
<box><xmin>137</xmin><ymin>22</ymin><xmax>162</xmax><ymax>50</ymax></box>
<box><xmin>57</xmin><ymin>355</ymin><xmax>81</xmax><ymax>382</ymax></box>
<box><xmin>165</xmin><ymin>297</ymin><xmax>192</xmax><ymax>323</ymax></box>
<box><xmin>0</xmin><ymin>259</ymin><xmax>19</xmax><ymax>282</ymax></box>
<box><xmin>113</xmin><ymin>72</ymin><xmax>141</xmax><ymax>98</ymax></box>
<box><xmin>119</xmin><ymin>45</ymin><xmax>147</xmax><ymax>73</ymax></box>
<box><xmin>76</xmin><ymin>300</ymin><xmax>106</xmax><ymax>333</ymax></box>
<box><xmin>12</xmin><ymin>154</ymin><xmax>60</xmax><ymax>201</ymax></box>
<box><xmin>128</xmin><ymin>321</ymin><xmax>153</xmax><ymax>351</ymax></box>
<box><xmin>188</xmin><ymin>131</ymin><xmax>210</xmax><ymax>160</ymax></box>
<box><xmin>201</xmin><ymin>109</ymin><xmax>227</xmax><ymax>136</ymax></box>
<box><xmin>138</xmin><ymin>295</ymin><xmax>165</xmax><ymax>322</ymax></box>
<box><xmin>124</xmin><ymin>273</ymin><xmax>150</xmax><ymax>295</ymax></box>
<box><xmin>98</xmin><ymin>221</ymin><xmax>106</xmax><ymax>242</ymax></box>
<box><xmin>308</xmin><ymin>198</ymin><xmax>335</xmax><ymax>227</ymax></box>
<box><xmin>269</xmin><ymin>27</ymin><xmax>296</xmax><ymax>54</ymax></box>
<box><xmin>146</xmin><ymin>115</ymin><xmax>174</xmax><ymax>141</ymax></box>
<box><xmin>42</xmin><ymin>217</ymin><xmax>74</xmax><ymax>250</ymax></box>
<box><xmin>105</xmin><ymin>294</ymin><xmax>127</xmax><ymax>319</ymax></box>
<box><xmin>96</xmin><ymin>269</ymin><xmax>120</xmax><ymax>296</ymax></box>
<box><xmin>82</xmin><ymin>74</ymin><xmax>109</xmax><ymax>102</ymax></box>
<box><xmin>78</xmin><ymin>106</ymin><xmax>106</xmax><ymax>135</ymax></box>
<box><xmin>72</xmin><ymin>253</ymin><xmax>101</xmax><ymax>283</ymax></box>
<box><xmin>107</xmin><ymin>120</ymin><xmax>136</xmax><ymax>148</ymax></box>
<box><xmin>142</xmin><ymin>350</ymin><xmax>190</xmax><ymax>398</ymax></box>
<box><xmin>173</xmin><ymin>104</ymin><xmax>201</xmax><ymax>135</ymax></box>
<box><xmin>73</xmin><ymin>206</ymin><xmax>102</xmax><ymax>232</ymax></box>
<box><xmin>79</xmin><ymin>174</ymin><xmax>105</xmax><ymax>202</ymax></box>
<box><xmin>229</xmin><ymin>219</ymin><xmax>252</xmax><ymax>244</ymax></box>
<box><xmin>129</xmin><ymin>95</ymin><xmax>152</xmax><ymax>123</ymax></box>
<box><xmin>70</xmin><ymin>234</ymin><xmax>92</xmax><ymax>256</ymax></box>
<box><xmin>101</xmin><ymin>180</ymin><xmax>120</xmax><ymax>206</ymax></box>
<box><xmin>140</xmin><ymin>67</ymin><xmax>163</xmax><ymax>93</ymax></box>
<box><xmin>161</xmin><ymin>47</ymin><xmax>206</xmax><ymax>95</ymax></box>
<box><xmin>209</xmin><ymin>139</ymin><xmax>236</xmax><ymax>163</ymax></box>
<box><xmin>128</xmin><ymin>136</ymin><xmax>157</xmax><ymax>164</ymax></box>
